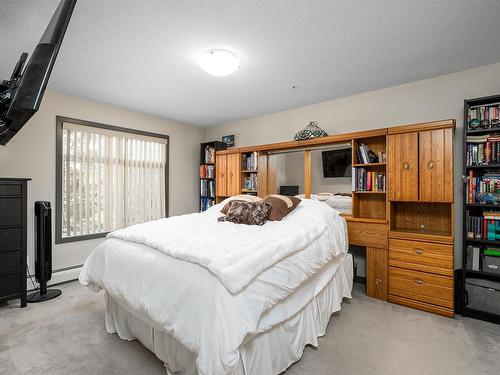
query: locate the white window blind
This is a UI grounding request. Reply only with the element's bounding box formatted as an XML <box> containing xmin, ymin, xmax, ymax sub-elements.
<box><xmin>61</xmin><ymin>122</ymin><xmax>167</xmax><ymax>238</ymax></box>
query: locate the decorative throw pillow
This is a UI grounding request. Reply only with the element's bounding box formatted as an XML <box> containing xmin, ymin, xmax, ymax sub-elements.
<box><xmin>263</xmin><ymin>194</ymin><xmax>301</xmax><ymax>221</ymax></box>
<box><xmin>220</xmin><ymin>195</ymin><xmax>262</xmax><ymax>214</ymax></box>
<box><xmin>218</xmin><ymin>201</ymin><xmax>272</xmax><ymax>226</ymax></box>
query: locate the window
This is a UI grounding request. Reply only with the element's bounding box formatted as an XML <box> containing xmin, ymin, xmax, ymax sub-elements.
<box><xmin>56</xmin><ymin>117</ymin><xmax>168</xmax><ymax>243</ymax></box>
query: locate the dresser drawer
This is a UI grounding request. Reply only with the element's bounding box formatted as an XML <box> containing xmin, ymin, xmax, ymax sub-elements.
<box><xmin>0</xmin><ymin>198</ymin><xmax>22</xmax><ymax>227</ymax></box>
<box><xmin>0</xmin><ymin>183</ymin><xmax>22</xmax><ymax>196</ymax></box>
<box><xmin>0</xmin><ymin>251</ymin><xmax>21</xmax><ymax>274</ymax></box>
<box><xmin>0</xmin><ymin>273</ymin><xmax>21</xmax><ymax>298</ymax></box>
<box><xmin>347</xmin><ymin>221</ymin><xmax>388</xmax><ymax>248</ymax></box>
<box><xmin>389</xmin><ymin>267</ymin><xmax>453</xmax><ymax>308</ymax></box>
<box><xmin>0</xmin><ymin>228</ymin><xmax>22</xmax><ymax>252</ymax></box>
<box><xmin>389</xmin><ymin>239</ymin><xmax>453</xmax><ymax>276</ymax></box>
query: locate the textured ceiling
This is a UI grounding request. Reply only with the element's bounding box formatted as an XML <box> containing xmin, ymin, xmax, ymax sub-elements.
<box><xmin>1</xmin><ymin>0</ymin><xmax>500</xmax><ymax>127</ymax></box>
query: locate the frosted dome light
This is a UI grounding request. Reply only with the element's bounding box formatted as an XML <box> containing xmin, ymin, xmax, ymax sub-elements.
<box><xmin>198</xmin><ymin>49</ymin><xmax>240</xmax><ymax>77</ymax></box>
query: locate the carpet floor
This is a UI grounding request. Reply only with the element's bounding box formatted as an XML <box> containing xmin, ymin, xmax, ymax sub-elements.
<box><xmin>1</xmin><ymin>281</ymin><xmax>499</xmax><ymax>375</ymax></box>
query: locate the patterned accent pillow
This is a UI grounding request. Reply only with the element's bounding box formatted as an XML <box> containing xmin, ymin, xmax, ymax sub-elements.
<box><xmin>220</xmin><ymin>195</ymin><xmax>262</xmax><ymax>214</ymax></box>
<box><xmin>263</xmin><ymin>194</ymin><xmax>301</xmax><ymax>221</ymax></box>
<box><xmin>218</xmin><ymin>201</ymin><xmax>272</xmax><ymax>226</ymax></box>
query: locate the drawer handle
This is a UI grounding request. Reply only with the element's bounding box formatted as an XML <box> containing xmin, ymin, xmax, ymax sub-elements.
<box><xmin>428</xmin><ymin>160</ymin><xmax>436</xmax><ymax>170</ymax></box>
<box><xmin>414</xmin><ymin>279</ymin><xmax>424</xmax><ymax>285</ymax></box>
<box><xmin>402</xmin><ymin>161</ymin><xmax>410</xmax><ymax>170</ymax></box>
<box><xmin>414</xmin><ymin>248</ymin><xmax>424</xmax><ymax>255</ymax></box>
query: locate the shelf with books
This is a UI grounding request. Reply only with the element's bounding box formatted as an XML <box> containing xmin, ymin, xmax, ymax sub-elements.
<box><xmin>465</xmin><ymin>269</ymin><xmax>500</xmax><ymax>282</ymax></box>
<box><xmin>466</xmin><ymin>203</ymin><xmax>500</xmax><ymax>208</ymax></box>
<box><xmin>466</xmin><ymin>128</ymin><xmax>500</xmax><ymax>135</ymax></box>
<box><xmin>352</xmin><ymin>168</ymin><xmax>386</xmax><ymax>192</ymax></box>
<box><xmin>466</xmin><ymin>238</ymin><xmax>500</xmax><ymax>247</ymax></box>
<box><xmin>241</xmin><ymin>151</ymin><xmax>259</xmax><ymax>194</ymax></box>
<box><xmin>462</xmin><ymin>94</ymin><xmax>500</xmax><ymax>324</ymax></box>
<box><xmin>353</xmin><ymin>191</ymin><xmax>386</xmax><ymax>194</ymax></box>
<box><xmin>199</xmin><ymin>141</ymin><xmax>227</xmax><ymax>212</ymax></box>
<box><xmin>353</xmin><ymin>137</ymin><xmax>387</xmax><ymax>165</ymax></box>
<box><xmin>352</xmin><ymin>162</ymin><xmax>386</xmax><ymax>167</ymax></box>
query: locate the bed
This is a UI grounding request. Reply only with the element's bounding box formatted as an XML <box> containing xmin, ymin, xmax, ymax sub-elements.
<box><xmin>79</xmin><ymin>199</ymin><xmax>352</xmax><ymax>375</ymax></box>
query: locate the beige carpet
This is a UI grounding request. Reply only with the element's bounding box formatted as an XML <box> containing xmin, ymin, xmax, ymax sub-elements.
<box><xmin>1</xmin><ymin>281</ymin><xmax>499</xmax><ymax>375</ymax></box>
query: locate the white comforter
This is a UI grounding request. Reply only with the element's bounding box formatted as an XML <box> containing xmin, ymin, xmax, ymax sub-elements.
<box><xmin>80</xmin><ymin>199</ymin><xmax>348</xmax><ymax>375</ymax></box>
<box><xmin>107</xmin><ymin>199</ymin><xmax>345</xmax><ymax>293</ymax></box>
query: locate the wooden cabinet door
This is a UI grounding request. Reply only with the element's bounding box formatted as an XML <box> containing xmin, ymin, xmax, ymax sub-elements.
<box><xmin>226</xmin><ymin>153</ymin><xmax>240</xmax><ymax>196</ymax></box>
<box><xmin>388</xmin><ymin>132</ymin><xmax>419</xmax><ymax>201</ymax></box>
<box><xmin>215</xmin><ymin>155</ymin><xmax>227</xmax><ymax>197</ymax></box>
<box><xmin>419</xmin><ymin>128</ymin><xmax>453</xmax><ymax>202</ymax></box>
<box><xmin>366</xmin><ymin>247</ymin><xmax>388</xmax><ymax>301</ymax></box>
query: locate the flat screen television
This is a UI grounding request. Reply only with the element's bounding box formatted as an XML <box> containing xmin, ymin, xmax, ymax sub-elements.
<box><xmin>0</xmin><ymin>0</ymin><xmax>77</xmax><ymax>145</ymax></box>
<box><xmin>322</xmin><ymin>148</ymin><xmax>352</xmax><ymax>178</ymax></box>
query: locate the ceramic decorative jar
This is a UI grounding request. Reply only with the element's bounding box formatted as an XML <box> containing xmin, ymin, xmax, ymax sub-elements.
<box><xmin>294</xmin><ymin>121</ymin><xmax>328</xmax><ymax>141</ymax></box>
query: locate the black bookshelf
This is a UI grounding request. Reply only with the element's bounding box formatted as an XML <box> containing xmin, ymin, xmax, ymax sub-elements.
<box><xmin>199</xmin><ymin>141</ymin><xmax>227</xmax><ymax>212</ymax></box>
<box><xmin>462</xmin><ymin>94</ymin><xmax>500</xmax><ymax>324</ymax></box>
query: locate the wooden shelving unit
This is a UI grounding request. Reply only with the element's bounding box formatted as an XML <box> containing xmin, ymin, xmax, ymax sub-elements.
<box><xmin>387</xmin><ymin>120</ymin><xmax>456</xmax><ymax>318</ymax></box>
<box><xmin>351</xmin><ymin>134</ymin><xmax>387</xmax><ymax>221</ymax></box>
<box><xmin>462</xmin><ymin>94</ymin><xmax>500</xmax><ymax>325</ymax></box>
<box><xmin>240</xmin><ymin>151</ymin><xmax>259</xmax><ymax>195</ymax></box>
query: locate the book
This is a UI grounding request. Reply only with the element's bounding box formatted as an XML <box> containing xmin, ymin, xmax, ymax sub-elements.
<box><xmin>472</xmin><ymin>246</ymin><xmax>481</xmax><ymax>271</ymax></box>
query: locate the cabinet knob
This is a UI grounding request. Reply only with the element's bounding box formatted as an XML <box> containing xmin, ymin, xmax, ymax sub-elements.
<box><xmin>414</xmin><ymin>248</ymin><xmax>424</xmax><ymax>255</ymax></box>
<box><xmin>230</xmin><ymin>172</ymin><xmax>233</xmax><ymax>177</ymax></box>
<box><xmin>428</xmin><ymin>160</ymin><xmax>436</xmax><ymax>170</ymax></box>
<box><xmin>414</xmin><ymin>279</ymin><xmax>424</xmax><ymax>285</ymax></box>
<box><xmin>221</xmin><ymin>172</ymin><xmax>224</xmax><ymax>177</ymax></box>
<box><xmin>402</xmin><ymin>161</ymin><xmax>410</xmax><ymax>170</ymax></box>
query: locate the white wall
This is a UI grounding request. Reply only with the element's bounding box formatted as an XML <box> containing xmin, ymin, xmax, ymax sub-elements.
<box><xmin>207</xmin><ymin>62</ymin><xmax>500</xmax><ymax>269</ymax></box>
<box><xmin>0</xmin><ymin>90</ymin><xmax>205</xmax><ymax>272</ymax></box>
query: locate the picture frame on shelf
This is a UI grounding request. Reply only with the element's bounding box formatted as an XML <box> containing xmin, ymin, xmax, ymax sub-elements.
<box><xmin>222</xmin><ymin>134</ymin><xmax>237</xmax><ymax>148</ymax></box>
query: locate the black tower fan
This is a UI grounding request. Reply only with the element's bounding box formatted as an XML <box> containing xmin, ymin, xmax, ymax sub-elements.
<box><xmin>27</xmin><ymin>201</ymin><xmax>62</xmax><ymax>302</ymax></box>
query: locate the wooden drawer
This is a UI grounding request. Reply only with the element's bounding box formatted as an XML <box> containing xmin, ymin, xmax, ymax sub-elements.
<box><xmin>0</xmin><ymin>197</ymin><xmax>22</xmax><ymax>227</ymax></box>
<box><xmin>389</xmin><ymin>238</ymin><xmax>453</xmax><ymax>276</ymax></box>
<box><xmin>389</xmin><ymin>267</ymin><xmax>453</xmax><ymax>308</ymax></box>
<box><xmin>347</xmin><ymin>221</ymin><xmax>388</xmax><ymax>248</ymax></box>
<box><xmin>0</xmin><ymin>183</ymin><xmax>22</xmax><ymax>196</ymax></box>
<box><xmin>0</xmin><ymin>228</ymin><xmax>22</xmax><ymax>252</ymax></box>
<box><xmin>0</xmin><ymin>251</ymin><xmax>21</xmax><ymax>274</ymax></box>
<box><xmin>0</xmin><ymin>273</ymin><xmax>21</xmax><ymax>298</ymax></box>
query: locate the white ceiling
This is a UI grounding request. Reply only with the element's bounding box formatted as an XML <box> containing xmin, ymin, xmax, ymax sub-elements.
<box><xmin>2</xmin><ymin>0</ymin><xmax>500</xmax><ymax>127</ymax></box>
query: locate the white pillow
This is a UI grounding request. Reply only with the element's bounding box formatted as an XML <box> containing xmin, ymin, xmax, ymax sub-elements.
<box><xmin>219</xmin><ymin>194</ymin><xmax>262</xmax><ymax>207</ymax></box>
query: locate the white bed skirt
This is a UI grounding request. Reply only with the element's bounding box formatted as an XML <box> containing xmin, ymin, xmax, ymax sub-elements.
<box><xmin>104</xmin><ymin>254</ymin><xmax>353</xmax><ymax>375</ymax></box>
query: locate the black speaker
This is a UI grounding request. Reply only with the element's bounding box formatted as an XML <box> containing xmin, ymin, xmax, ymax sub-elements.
<box><xmin>27</xmin><ymin>201</ymin><xmax>62</xmax><ymax>302</ymax></box>
<box><xmin>279</xmin><ymin>186</ymin><xmax>299</xmax><ymax>196</ymax></box>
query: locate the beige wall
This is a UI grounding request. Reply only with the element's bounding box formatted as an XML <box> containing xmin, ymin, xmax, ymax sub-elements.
<box><xmin>0</xmin><ymin>90</ymin><xmax>205</xmax><ymax>271</ymax></box>
<box><xmin>207</xmin><ymin>62</ymin><xmax>500</xmax><ymax>268</ymax></box>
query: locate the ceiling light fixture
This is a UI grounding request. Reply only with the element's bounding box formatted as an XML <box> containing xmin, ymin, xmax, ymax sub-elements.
<box><xmin>198</xmin><ymin>49</ymin><xmax>240</xmax><ymax>77</ymax></box>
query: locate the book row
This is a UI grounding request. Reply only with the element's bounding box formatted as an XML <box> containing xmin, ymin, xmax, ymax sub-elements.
<box><xmin>202</xmin><ymin>146</ymin><xmax>215</xmax><ymax>164</ymax></box>
<box><xmin>243</xmin><ymin>152</ymin><xmax>258</xmax><ymax>171</ymax></box>
<box><xmin>200</xmin><ymin>197</ymin><xmax>215</xmax><ymax>212</ymax></box>
<box><xmin>468</xmin><ymin>105</ymin><xmax>500</xmax><ymax>130</ymax></box>
<box><xmin>243</xmin><ymin>174</ymin><xmax>258</xmax><ymax>191</ymax></box>
<box><xmin>466</xmin><ymin>171</ymin><xmax>500</xmax><ymax>204</ymax></box>
<box><xmin>199</xmin><ymin>164</ymin><xmax>215</xmax><ymax>179</ymax></box>
<box><xmin>466</xmin><ymin>133</ymin><xmax>500</xmax><ymax>165</ymax></box>
<box><xmin>466</xmin><ymin>214</ymin><xmax>500</xmax><ymax>241</ymax></box>
<box><xmin>354</xmin><ymin>144</ymin><xmax>387</xmax><ymax>164</ymax></box>
<box><xmin>352</xmin><ymin>168</ymin><xmax>386</xmax><ymax>192</ymax></box>
<box><xmin>200</xmin><ymin>179</ymin><xmax>215</xmax><ymax>198</ymax></box>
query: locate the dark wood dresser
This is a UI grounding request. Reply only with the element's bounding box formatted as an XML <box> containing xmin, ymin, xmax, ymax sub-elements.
<box><xmin>0</xmin><ymin>177</ymin><xmax>30</xmax><ymax>307</ymax></box>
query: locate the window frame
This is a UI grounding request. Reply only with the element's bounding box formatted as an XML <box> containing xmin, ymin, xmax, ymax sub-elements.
<box><xmin>55</xmin><ymin>116</ymin><xmax>169</xmax><ymax>244</ymax></box>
